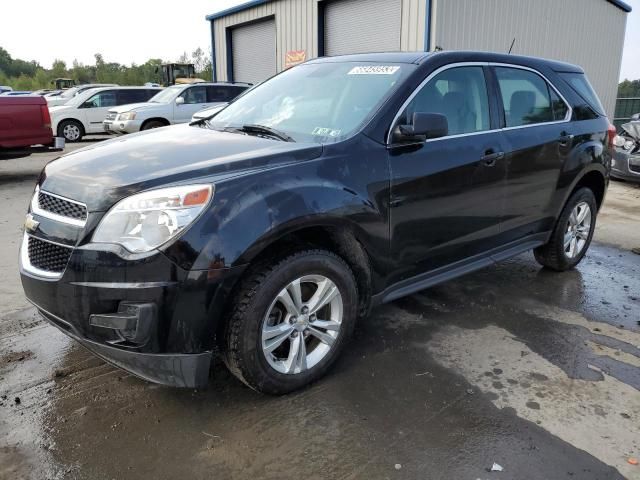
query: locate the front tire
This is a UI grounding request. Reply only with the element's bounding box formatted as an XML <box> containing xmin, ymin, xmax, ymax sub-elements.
<box><xmin>141</xmin><ymin>120</ymin><xmax>166</xmax><ymax>131</ymax></box>
<box><xmin>223</xmin><ymin>250</ymin><xmax>358</xmax><ymax>394</ymax></box>
<box><xmin>58</xmin><ymin>120</ymin><xmax>83</xmax><ymax>142</ymax></box>
<box><xmin>534</xmin><ymin>187</ymin><xmax>597</xmax><ymax>271</ymax></box>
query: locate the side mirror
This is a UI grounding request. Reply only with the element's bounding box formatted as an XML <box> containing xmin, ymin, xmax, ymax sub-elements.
<box><xmin>394</xmin><ymin>112</ymin><xmax>448</xmax><ymax>143</ymax></box>
<box><xmin>631</xmin><ymin>113</ymin><xmax>640</xmax><ymax>121</ymax></box>
<box><xmin>175</xmin><ymin>96</ymin><xmax>185</xmax><ymax>105</ymax></box>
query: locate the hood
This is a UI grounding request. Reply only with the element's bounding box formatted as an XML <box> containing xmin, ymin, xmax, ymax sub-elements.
<box><xmin>46</xmin><ymin>97</ymin><xmax>69</xmax><ymax>107</ymax></box>
<box><xmin>40</xmin><ymin>124</ymin><xmax>323</xmax><ymax>211</ymax></box>
<box><xmin>621</xmin><ymin>121</ymin><xmax>640</xmax><ymax>141</ymax></box>
<box><xmin>109</xmin><ymin>102</ymin><xmax>164</xmax><ymax>114</ymax></box>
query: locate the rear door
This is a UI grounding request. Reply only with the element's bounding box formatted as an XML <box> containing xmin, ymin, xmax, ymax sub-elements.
<box><xmin>388</xmin><ymin>64</ymin><xmax>507</xmax><ymax>284</ymax></box>
<box><xmin>174</xmin><ymin>86</ymin><xmax>209</xmax><ymax>123</ymax></box>
<box><xmin>492</xmin><ymin>65</ymin><xmax>572</xmax><ymax>243</ymax></box>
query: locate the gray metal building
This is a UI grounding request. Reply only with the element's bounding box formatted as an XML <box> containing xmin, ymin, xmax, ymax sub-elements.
<box><xmin>206</xmin><ymin>0</ymin><xmax>631</xmax><ymax>116</ymax></box>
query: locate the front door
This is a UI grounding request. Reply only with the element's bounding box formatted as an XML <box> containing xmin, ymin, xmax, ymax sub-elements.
<box><xmin>388</xmin><ymin>64</ymin><xmax>507</xmax><ymax>285</ymax></box>
<box><xmin>83</xmin><ymin>90</ymin><xmax>117</xmax><ymax>133</ymax></box>
<box><xmin>175</xmin><ymin>86</ymin><xmax>210</xmax><ymax>123</ymax></box>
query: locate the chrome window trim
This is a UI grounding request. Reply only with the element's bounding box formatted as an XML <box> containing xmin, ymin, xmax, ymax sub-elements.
<box><xmin>19</xmin><ymin>232</ymin><xmax>72</xmax><ymax>279</ymax></box>
<box><xmin>31</xmin><ymin>186</ymin><xmax>88</xmax><ymax>227</ymax></box>
<box><xmin>386</xmin><ymin>61</ymin><xmax>573</xmax><ymax>145</ymax></box>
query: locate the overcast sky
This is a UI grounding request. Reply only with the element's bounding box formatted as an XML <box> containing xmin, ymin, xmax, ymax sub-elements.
<box><xmin>0</xmin><ymin>0</ymin><xmax>638</xmax><ymax>80</ymax></box>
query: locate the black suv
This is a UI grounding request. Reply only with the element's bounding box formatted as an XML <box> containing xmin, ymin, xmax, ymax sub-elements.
<box><xmin>20</xmin><ymin>51</ymin><xmax>614</xmax><ymax>394</ymax></box>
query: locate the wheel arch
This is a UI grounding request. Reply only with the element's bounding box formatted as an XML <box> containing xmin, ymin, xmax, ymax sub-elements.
<box><xmin>141</xmin><ymin>117</ymin><xmax>170</xmax><ymax>129</ymax></box>
<box><xmin>235</xmin><ymin>221</ymin><xmax>374</xmax><ymax>318</ymax></box>
<box><xmin>56</xmin><ymin>118</ymin><xmax>85</xmax><ymax>137</ymax></box>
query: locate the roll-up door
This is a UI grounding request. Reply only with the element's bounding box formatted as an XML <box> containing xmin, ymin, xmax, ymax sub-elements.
<box><xmin>324</xmin><ymin>0</ymin><xmax>401</xmax><ymax>56</ymax></box>
<box><xmin>231</xmin><ymin>18</ymin><xmax>277</xmax><ymax>84</ymax></box>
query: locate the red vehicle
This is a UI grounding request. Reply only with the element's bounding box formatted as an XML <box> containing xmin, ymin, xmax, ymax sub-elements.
<box><xmin>0</xmin><ymin>95</ymin><xmax>64</xmax><ymax>154</ymax></box>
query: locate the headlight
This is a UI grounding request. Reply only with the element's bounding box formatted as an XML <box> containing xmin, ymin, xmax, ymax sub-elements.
<box><xmin>92</xmin><ymin>185</ymin><xmax>213</xmax><ymax>253</ymax></box>
<box><xmin>624</xmin><ymin>140</ymin><xmax>635</xmax><ymax>151</ymax></box>
<box><xmin>118</xmin><ymin>111</ymin><xmax>136</xmax><ymax>121</ymax></box>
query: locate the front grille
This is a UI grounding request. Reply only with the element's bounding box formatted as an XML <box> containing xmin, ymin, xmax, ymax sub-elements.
<box><xmin>630</xmin><ymin>163</ymin><xmax>640</xmax><ymax>174</ymax></box>
<box><xmin>27</xmin><ymin>236</ymin><xmax>73</xmax><ymax>273</ymax></box>
<box><xmin>38</xmin><ymin>191</ymin><xmax>87</xmax><ymax>221</ymax></box>
<box><xmin>105</xmin><ymin>112</ymin><xmax>117</xmax><ymax>121</ymax></box>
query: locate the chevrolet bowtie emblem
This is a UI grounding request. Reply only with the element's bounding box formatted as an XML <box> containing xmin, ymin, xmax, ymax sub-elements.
<box><xmin>24</xmin><ymin>214</ymin><xmax>40</xmax><ymax>233</ymax></box>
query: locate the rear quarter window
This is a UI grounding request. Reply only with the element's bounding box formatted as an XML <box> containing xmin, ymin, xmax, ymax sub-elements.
<box><xmin>559</xmin><ymin>73</ymin><xmax>605</xmax><ymax>117</ymax></box>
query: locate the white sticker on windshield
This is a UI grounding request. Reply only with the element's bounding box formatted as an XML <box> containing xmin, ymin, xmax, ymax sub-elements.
<box><xmin>348</xmin><ymin>66</ymin><xmax>400</xmax><ymax>75</ymax></box>
<box><xmin>312</xmin><ymin>127</ymin><xmax>341</xmax><ymax>137</ymax></box>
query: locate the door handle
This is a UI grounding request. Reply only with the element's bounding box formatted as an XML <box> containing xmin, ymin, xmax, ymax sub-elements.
<box><xmin>558</xmin><ymin>133</ymin><xmax>574</xmax><ymax>147</ymax></box>
<box><xmin>480</xmin><ymin>151</ymin><xmax>504</xmax><ymax>167</ymax></box>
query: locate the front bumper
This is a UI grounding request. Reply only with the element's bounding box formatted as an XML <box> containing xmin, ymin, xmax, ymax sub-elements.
<box><xmin>612</xmin><ymin>149</ymin><xmax>640</xmax><ymax>182</ymax></box>
<box><xmin>20</xmin><ymin>233</ymin><xmax>245</xmax><ymax>388</ymax></box>
<box><xmin>103</xmin><ymin>118</ymin><xmax>143</xmax><ymax>134</ymax></box>
<box><xmin>36</xmin><ymin>304</ymin><xmax>212</xmax><ymax>388</ymax></box>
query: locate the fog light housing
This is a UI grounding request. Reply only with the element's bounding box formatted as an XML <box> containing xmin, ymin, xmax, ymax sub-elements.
<box><xmin>89</xmin><ymin>302</ymin><xmax>156</xmax><ymax>344</ymax></box>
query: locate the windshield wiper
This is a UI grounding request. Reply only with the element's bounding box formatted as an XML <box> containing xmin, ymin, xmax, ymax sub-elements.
<box><xmin>238</xmin><ymin>124</ymin><xmax>296</xmax><ymax>142</ymax></box>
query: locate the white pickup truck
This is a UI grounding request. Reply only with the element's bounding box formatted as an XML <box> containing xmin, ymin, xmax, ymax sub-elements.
<box><xmin>103</xmin><ymin>82</ymin><xmax>249</xmax><ymax>134</ymax></box>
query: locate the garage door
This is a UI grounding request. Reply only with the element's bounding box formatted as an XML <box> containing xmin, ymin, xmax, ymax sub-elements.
<box><xmin>324</xmin><ymin>0</ymin><xmax>401</xmax><ymax>56</ymax></box>
<box><xmin>231</xmin><ymin>18</ymin><xmax>276</xmax><ymax>84</ymax></box>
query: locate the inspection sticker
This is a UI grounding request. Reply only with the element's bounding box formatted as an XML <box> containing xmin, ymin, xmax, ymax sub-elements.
<box><xmin>312</xmin><ymin>127</ymin><xmax>341</xmax><ymax>137</ymax></box>
<box><xmin>348</xmin><ymin>65</ymin><xmax>400</xmax><ymax>75</ymax></box>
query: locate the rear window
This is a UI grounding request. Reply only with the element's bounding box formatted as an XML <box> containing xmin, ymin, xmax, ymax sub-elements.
<box><xmin>559</xmin><ymin>73</ymin><xmax>605</xmax><ymax>116</ymax></box>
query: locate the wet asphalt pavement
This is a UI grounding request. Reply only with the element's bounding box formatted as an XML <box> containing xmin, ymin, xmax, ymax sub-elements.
<box><xmin>1</xmin><ymin>140</ymin><xmax>639</xmax><ymax>480</ymax></box>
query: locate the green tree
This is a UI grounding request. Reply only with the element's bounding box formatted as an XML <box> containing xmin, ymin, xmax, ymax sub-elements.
<box><xmin>51</xmin><ymin>59</ymin><xmax>67</xmax><ymax>78</ymax></box>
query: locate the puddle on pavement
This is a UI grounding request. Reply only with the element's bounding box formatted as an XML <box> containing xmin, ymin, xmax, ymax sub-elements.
<box><xmin>1</xmin><ymin>246</ymin><xmax>638</xmax><ymax>479</ymax></box>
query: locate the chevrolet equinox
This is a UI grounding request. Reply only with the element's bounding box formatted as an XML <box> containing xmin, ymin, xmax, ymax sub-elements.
<box><xmin>20</xmin><ymin>52</ymin><xmax>614</xmax><ymax>394</ymax></box>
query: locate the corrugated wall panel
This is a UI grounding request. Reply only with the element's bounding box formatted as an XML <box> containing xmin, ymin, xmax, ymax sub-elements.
<box><xmin>213</xmin><ymin>0</ymin><xmax>428</xmax><ymax>81</ymax></box>
<box><xmin>433</xmin><ymin>0</ymin><xmax>627</xmax><ymax>117</ymax></box>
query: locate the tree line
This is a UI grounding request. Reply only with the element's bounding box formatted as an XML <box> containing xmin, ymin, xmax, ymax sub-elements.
<box><xmin>0</xmin><ymin>47</ymin><xmax>213</xmax><ymax>90</ymax></box>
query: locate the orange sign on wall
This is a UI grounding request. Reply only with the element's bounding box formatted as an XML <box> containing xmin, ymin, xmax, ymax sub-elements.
<box><xmin>285</xmin><ymin>50</ymin><xmax>307</xmax><ymax>69</ymax></box>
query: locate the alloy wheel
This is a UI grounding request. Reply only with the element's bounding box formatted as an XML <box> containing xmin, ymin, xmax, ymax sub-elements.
<box><xmin>261</xmin><ymin>274</ymin><xmax>343</xmax><ymax>375</ymax></box>
<box><xmin>564</xmin><ymin>201</ymin><xmax>592</xmax><ymax>259</ymax></box>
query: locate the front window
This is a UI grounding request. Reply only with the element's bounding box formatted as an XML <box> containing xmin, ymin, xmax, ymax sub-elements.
<box><xmin>149</xmin><ymin>85</ymin><xmax>183</xmax><ymax>103</ymax></box>
<box><xmin>180</xmin><ymin>86</ymin><xmax>207</xmax><ymax>104</ymax></box>
<box><xmin>399</xmin><ymin>66</ymin><xmax>491</xmax><ymax>136</ymax></box>
<box><xmin>208</xmin><ymin>62</ymin><xmax>413</xmax><ymax>143</ymax></box>
<box><xmin>83</xmin><ymin>91</ymin><xmax>117</xmax><ymax>108</ymax></box>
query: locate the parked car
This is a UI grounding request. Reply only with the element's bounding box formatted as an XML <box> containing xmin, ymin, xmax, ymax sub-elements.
<box><xmin>190</xmin><ymin>103</ymin><xmax>228</xmax><ymax>122</ymax></box>
<box><xmin>50</xmin><ymin>86</ymin><xmax>161</xmax><ymax>142</ymax></box>
<box><xmin>103</xmin><ymin>82</ymin><xmax>249</xmax><ymax>134</ymax></box>
<box><xmin>0</xmin><ymin>86</ymin><xmax>13</xmax><ymax>94</ymax></box>
<box><xmin>46</xmin><ymin>84</ymin><xmax>119</xmax><ymax>107</ymax></box>
<box><xmin>612</xmin><ymin>115</ymin><xmax>640</xmax><ymax>182</ymax></box>
<box><xmin>20</xmin><ymin>51</ymin><xmax>613</xmax><ymax>394</ymax></box>
<box><xmin>0</xmin><ymin>95</ymin><xmax>64</xmax><ymax>154</ymax></box>
<box><xmin>0</xmin><ymin>91</ymin><xmax>33</xmax><ymax>96</ymax></box>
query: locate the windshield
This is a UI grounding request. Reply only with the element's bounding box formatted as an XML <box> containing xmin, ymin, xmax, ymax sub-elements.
<box><xmin>149</xmin><ymin>86</ymin><xmax>182</xmax><ymax>103</ymax></box>
<box><xmin>61</xmin><ymin>87</ymin><xmax>80</xmax><ymax>99</ymax></box>
<box><xmin>65</xmin><ymin>89</ymin><xmax>102</xmax><ymax>108</ymax></box>
<box><xmin>208</xmin><ymin>62</ymin><xmax>413</xmax><ymax>143</ymax></box>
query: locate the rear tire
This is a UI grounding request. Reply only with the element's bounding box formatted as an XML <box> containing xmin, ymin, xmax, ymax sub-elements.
<box><xmin>223</xmin><ymin>250</ymin><xmax>358</xmax><ymax>395</ymax></box>
<box><xmin>58</xmin><ymin>120</ymin><xmax>83</xmax><ymax>142</ymax></box>
<box><xmin>141</xmin><ymin>120</ymin><xmax>166</xmax><ymax>130</ymax></box>
<box><xmin>534</xmin><ymin>187</ymin><xmax>597</xmax><ymax>271</ymax></box>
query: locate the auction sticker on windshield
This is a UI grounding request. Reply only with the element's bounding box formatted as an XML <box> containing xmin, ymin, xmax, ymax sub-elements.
<box><xmin>312</xmin><ymin>127</ymin><xmax>341</xmax><ymax>137</ymax></box>
<box><xmin>348</xmin><ymin>66</ymin><xmax>400</xmax><ymax>75</ymax></box>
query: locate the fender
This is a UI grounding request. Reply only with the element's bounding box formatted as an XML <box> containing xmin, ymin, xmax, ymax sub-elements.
<box><xmin>552</xmin><ymin>124</ymin><xmax>610</xmax><ymax>218</ymax></box>
<box><xmin>162</xmin><ymin>134</ymin><xmax>392</xmax><ymax>275</ymax></box>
